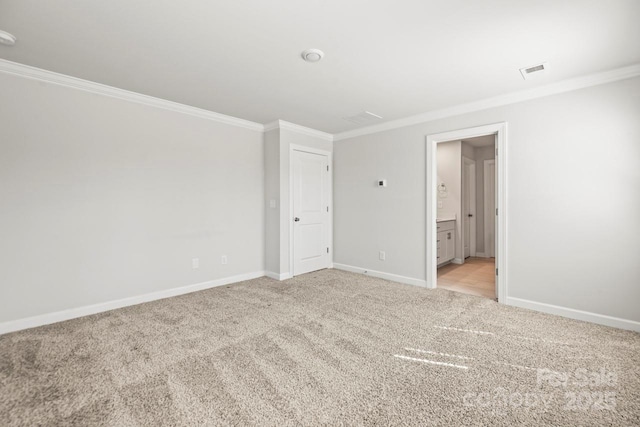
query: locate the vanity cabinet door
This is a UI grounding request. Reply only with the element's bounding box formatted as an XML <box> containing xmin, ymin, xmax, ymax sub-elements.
<box><xmin>437</xmin><ymin>231</ymin><xmax>445</xmax><ymax>264</ymax></box>
<box><xmin>445</xmin><ymin>230</ymin><xmax>455</xmax><ymax>261</ymax></box>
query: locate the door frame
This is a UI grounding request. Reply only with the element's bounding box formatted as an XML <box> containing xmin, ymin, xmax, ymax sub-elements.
<box><xmin>426</xmin><ymin>122</ymin><xmax>507</xmax><ymax>302</ymax></box>
<box><xmin>462</xmin><ymin>156</ymin><xmax>477</xmax><ymax>258</ymax></box>
<box><xmin>289</xmin><ymin>144</ymin><xmax>333</xmax><ymax>276</ymax></box>
<box><xmin>484</xmin><ymin>159</ymin><xmax>496</xmax><ymax>258</ymax></box>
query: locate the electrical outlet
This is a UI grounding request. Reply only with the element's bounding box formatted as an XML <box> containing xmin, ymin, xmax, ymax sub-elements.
<box><xmin>438</xmin><ymin>200</ymin><xmax>443</xmax><ymax>209</ymax></box>
<box><xmin>379</xmin><ymin>251</ymin><xmax>386</xmax><ymax>261</ymax></box>
<box><xmin>221</xmin><ymin>255</ymin><xmax>228</xmax><ymax>265</ymax></box>
<box><xmin>192</xmin><ymin>258</ymin><xmax>199</xmax><ymax>269</ymax></box>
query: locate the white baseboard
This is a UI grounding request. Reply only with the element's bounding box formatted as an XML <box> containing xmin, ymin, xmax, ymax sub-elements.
<box><xmin>0</xmin><ymin>270</ymin><xmax>266</xmax><ymax>335</ymax></box>
<box><xmin>333</xmin><ymin>263</ymin><xmax>426</xmax><ymax>288</ymax></box>
<box><xmin>265</xmin><ymin>271</ymin><xmax>293</xmax><ymax>281</ymax></box>
<box><xmin>506</xmin><ymin>297</ymin><xmax>640</xmax><ymax>332</ymax></box>
<box><xmin>474</xmin><ymin>252</ymin><xmax>487</xmax><ymax>258</ymax></box>
<box><xmin>452</xmin><ymin>258</ymin><xmax>464</xmax><ymax>265</ymax></box>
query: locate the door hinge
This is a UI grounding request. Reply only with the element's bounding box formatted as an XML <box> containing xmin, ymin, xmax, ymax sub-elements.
<box><xmin>326</xmin><ymin>206</ymin><xmax>329</xmax><ymax>212</ymax></box>
<box><xmin>496</xmin><ymin>208</ymin><xmax>498</xmax><ymax>216</ymax></box>
<box><xmin>495</xmin><ymin>147</ymin><xmax>498</xmax><ymax>156</ymax></box>
<box><xmin>496</xmin><ymin>268</ymin><xmax>498</xmax><ymax>276</ymax></box>
<box><xmin>327</xmin><ymin>247</ymin><xmax>330</xmax><ymax>253</ymax></box>
<box><xmin>327</xmin><ymin>165</ymin><xmax>329</xmax><ymax>172</ymax></box>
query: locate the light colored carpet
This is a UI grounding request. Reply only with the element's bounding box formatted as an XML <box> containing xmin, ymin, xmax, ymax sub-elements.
<box><xmin>1</xmin><ymin>269</ymin><xmax>638</xmax><ymax>426</ymax></box>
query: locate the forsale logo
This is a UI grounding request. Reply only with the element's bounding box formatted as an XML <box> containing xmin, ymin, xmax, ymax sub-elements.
<box><xmin>537</xmin><ymin>369</ymin><xmax>569</xmax><ymax>388</ymax></box>
<box><xmin>537</xmin><ymin>368</ymin><xmax>617</xmax><ymax>388</ymax></box>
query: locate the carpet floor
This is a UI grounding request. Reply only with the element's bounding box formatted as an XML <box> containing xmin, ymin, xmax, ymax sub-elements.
<box><xmin>1</xmin><ymin>269</ymin><xmax>639</xmax><ymax>426</ymax></box>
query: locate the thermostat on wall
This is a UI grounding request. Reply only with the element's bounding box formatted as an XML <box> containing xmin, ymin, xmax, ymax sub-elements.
<box><xmin>378</xmin><ymin>179</ymin><xmax>387</xmax><ymax>187</ymax></box>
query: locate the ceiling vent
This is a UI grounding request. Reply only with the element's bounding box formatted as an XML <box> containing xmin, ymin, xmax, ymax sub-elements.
<box><xmin>343</xmin><ymin>111</ymin><xmax>383</xmax><ymax>125</ymax></box>
<box><xmin>520</xmin><ymin>62</ymin><xmax>549</xmax><ymax>80</ymax></box>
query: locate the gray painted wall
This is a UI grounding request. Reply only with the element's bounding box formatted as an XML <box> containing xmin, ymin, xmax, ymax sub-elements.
<box><xmin>264</xmin><ymin>129</ymin><xmax>280</xmax><ymax>274</ymax></box>
<box><xmin>0</xmin><ymin>72</ymin><xmax>265</xmax><ymax>323</ymax></box>
<box><xmin>334</xmin><ymin>76</ymin><xmax>640</xmax><ymax>322</ymax></box>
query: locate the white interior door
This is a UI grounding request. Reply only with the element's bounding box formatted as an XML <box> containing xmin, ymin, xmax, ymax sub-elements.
<box><xmin>292</xmin><ymin>149</ymin><xmax>330</xmax><ymax>276</ymax></box>
<box><xmin>484</xmin><ymin>159</ymin><xmax>496</xmax><ymax>258</ymax></box>
<box><xmin>462</xmin><ymin>158</ymin><xmax>476</xmax><ymax>259</ymax></box>
<box><xmin>493</xmin><ymin>140</ymin><xmax>498</xmax><ymax>298</ymax></box>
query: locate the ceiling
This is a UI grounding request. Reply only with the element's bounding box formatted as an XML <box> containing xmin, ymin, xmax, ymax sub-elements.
<box><xmin>1</xmin><ymin>0</ymin><xmax>639</xmax><ymax>134</ymax></box>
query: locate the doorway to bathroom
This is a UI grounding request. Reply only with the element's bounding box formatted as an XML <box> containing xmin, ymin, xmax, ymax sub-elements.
<box><xmin>426</xmin><ymin>123</ymin><xmax>507</xmax><ymax>302</ymax></box>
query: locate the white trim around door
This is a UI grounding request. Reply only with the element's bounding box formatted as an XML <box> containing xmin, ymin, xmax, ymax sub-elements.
<box><xmin>484</xmin><ymin>159</ymin><xmax>496</xmax><ymax>258</ymax></box>
<box><xmin>426</xmin><ymin>122</ymin><xmax>508</xmax><ymax>303</ymax></box>
<box><xmin>289</xmin><ymin>144</ymin><xmax>333</xmax><ymax>276</ymax></box>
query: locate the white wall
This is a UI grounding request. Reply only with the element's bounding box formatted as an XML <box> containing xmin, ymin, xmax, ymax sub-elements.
<box><xmin>436</xmin><ymin>140</ymin><xmax>462</xmax><ymax>260</ymax></box>
<box><xmin>334</xmin><ymin>76</ymin><xmax>640</xmax><ymax>324</ymax></box>
<box><xmin>0</xmin><ymin>72</ymin><xmax>265</xmax><ymax>324</ymax></box>
<box><xmin>436</xmin><ymin>141</ymin><xmax>461</xmax><ymax>220</ymax></box>
<box><xmin>461</xmin><ymin>142</ymin><xmax>476</xmax><ymax>160</ymax></box>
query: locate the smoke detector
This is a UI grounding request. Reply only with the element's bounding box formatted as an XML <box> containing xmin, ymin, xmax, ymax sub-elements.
<box><xmin>520</xmin><ymin>62</ymin><xmax>549</xmax><ymax>80</ymax></box>
<box><xmin>0</xmin><ymin>30</ymin><xmax>16</xmax><ymax>46</ymax></box>
<box><xmin>301</xmin><ymin>49</ymin><xmax>324</xmax><ymax>63</ymax></box>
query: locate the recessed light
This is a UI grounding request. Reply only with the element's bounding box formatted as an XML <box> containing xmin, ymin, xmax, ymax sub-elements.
<box><xmin>0</xmin><ymin>30</ymin><xmax>17</xmax><ymax>46</ymax></box>
<box><xmin>301</xmin><ymin>49</ymin><xmax>324</xmax><ymax>63</ymax></box>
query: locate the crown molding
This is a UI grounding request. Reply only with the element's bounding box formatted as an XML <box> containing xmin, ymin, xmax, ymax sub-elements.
<box><xmin>264</xmin><ymin>120</ymin><xmax>333</xmax><ymax>142</ymax></box>
<box><xmin>263</xmin><ymin>120</ymin><xmax>280</xmax><ymax>132</ymax></box>
<box><xmin>3</xmin><ymin>58</ymin><xmax>638</xmax><ymax>142</ymax></box>
<box><xmin>0</xmin><ymin>59</ymin><xmax>265</xmax><ymax>132</ymax></box>
<box><xmin>333</xmin><ymin>63</ymin><xmax>640</xmax><ymax>141</ymax></box>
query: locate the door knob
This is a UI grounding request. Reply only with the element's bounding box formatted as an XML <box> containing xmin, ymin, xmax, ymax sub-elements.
<box><xmin>294</xmin><ymin>217</ymin><xmax>300</xmax><ymax>222</ymax></box>
<box><xmin>468</xmin><ymin>214</ymin><xmax>473</xmax><ymax>217</ymax></box>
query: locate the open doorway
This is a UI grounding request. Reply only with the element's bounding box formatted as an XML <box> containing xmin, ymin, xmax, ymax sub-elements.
<box><xmin>435</xmin><ymin>136</ymin><xmax>495</xmax><ymax>299</ymax></box>
<box><xmin>426</xmin><ymin>123</ymin><xmax>507</xmax><ymax>302</ymax></box>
